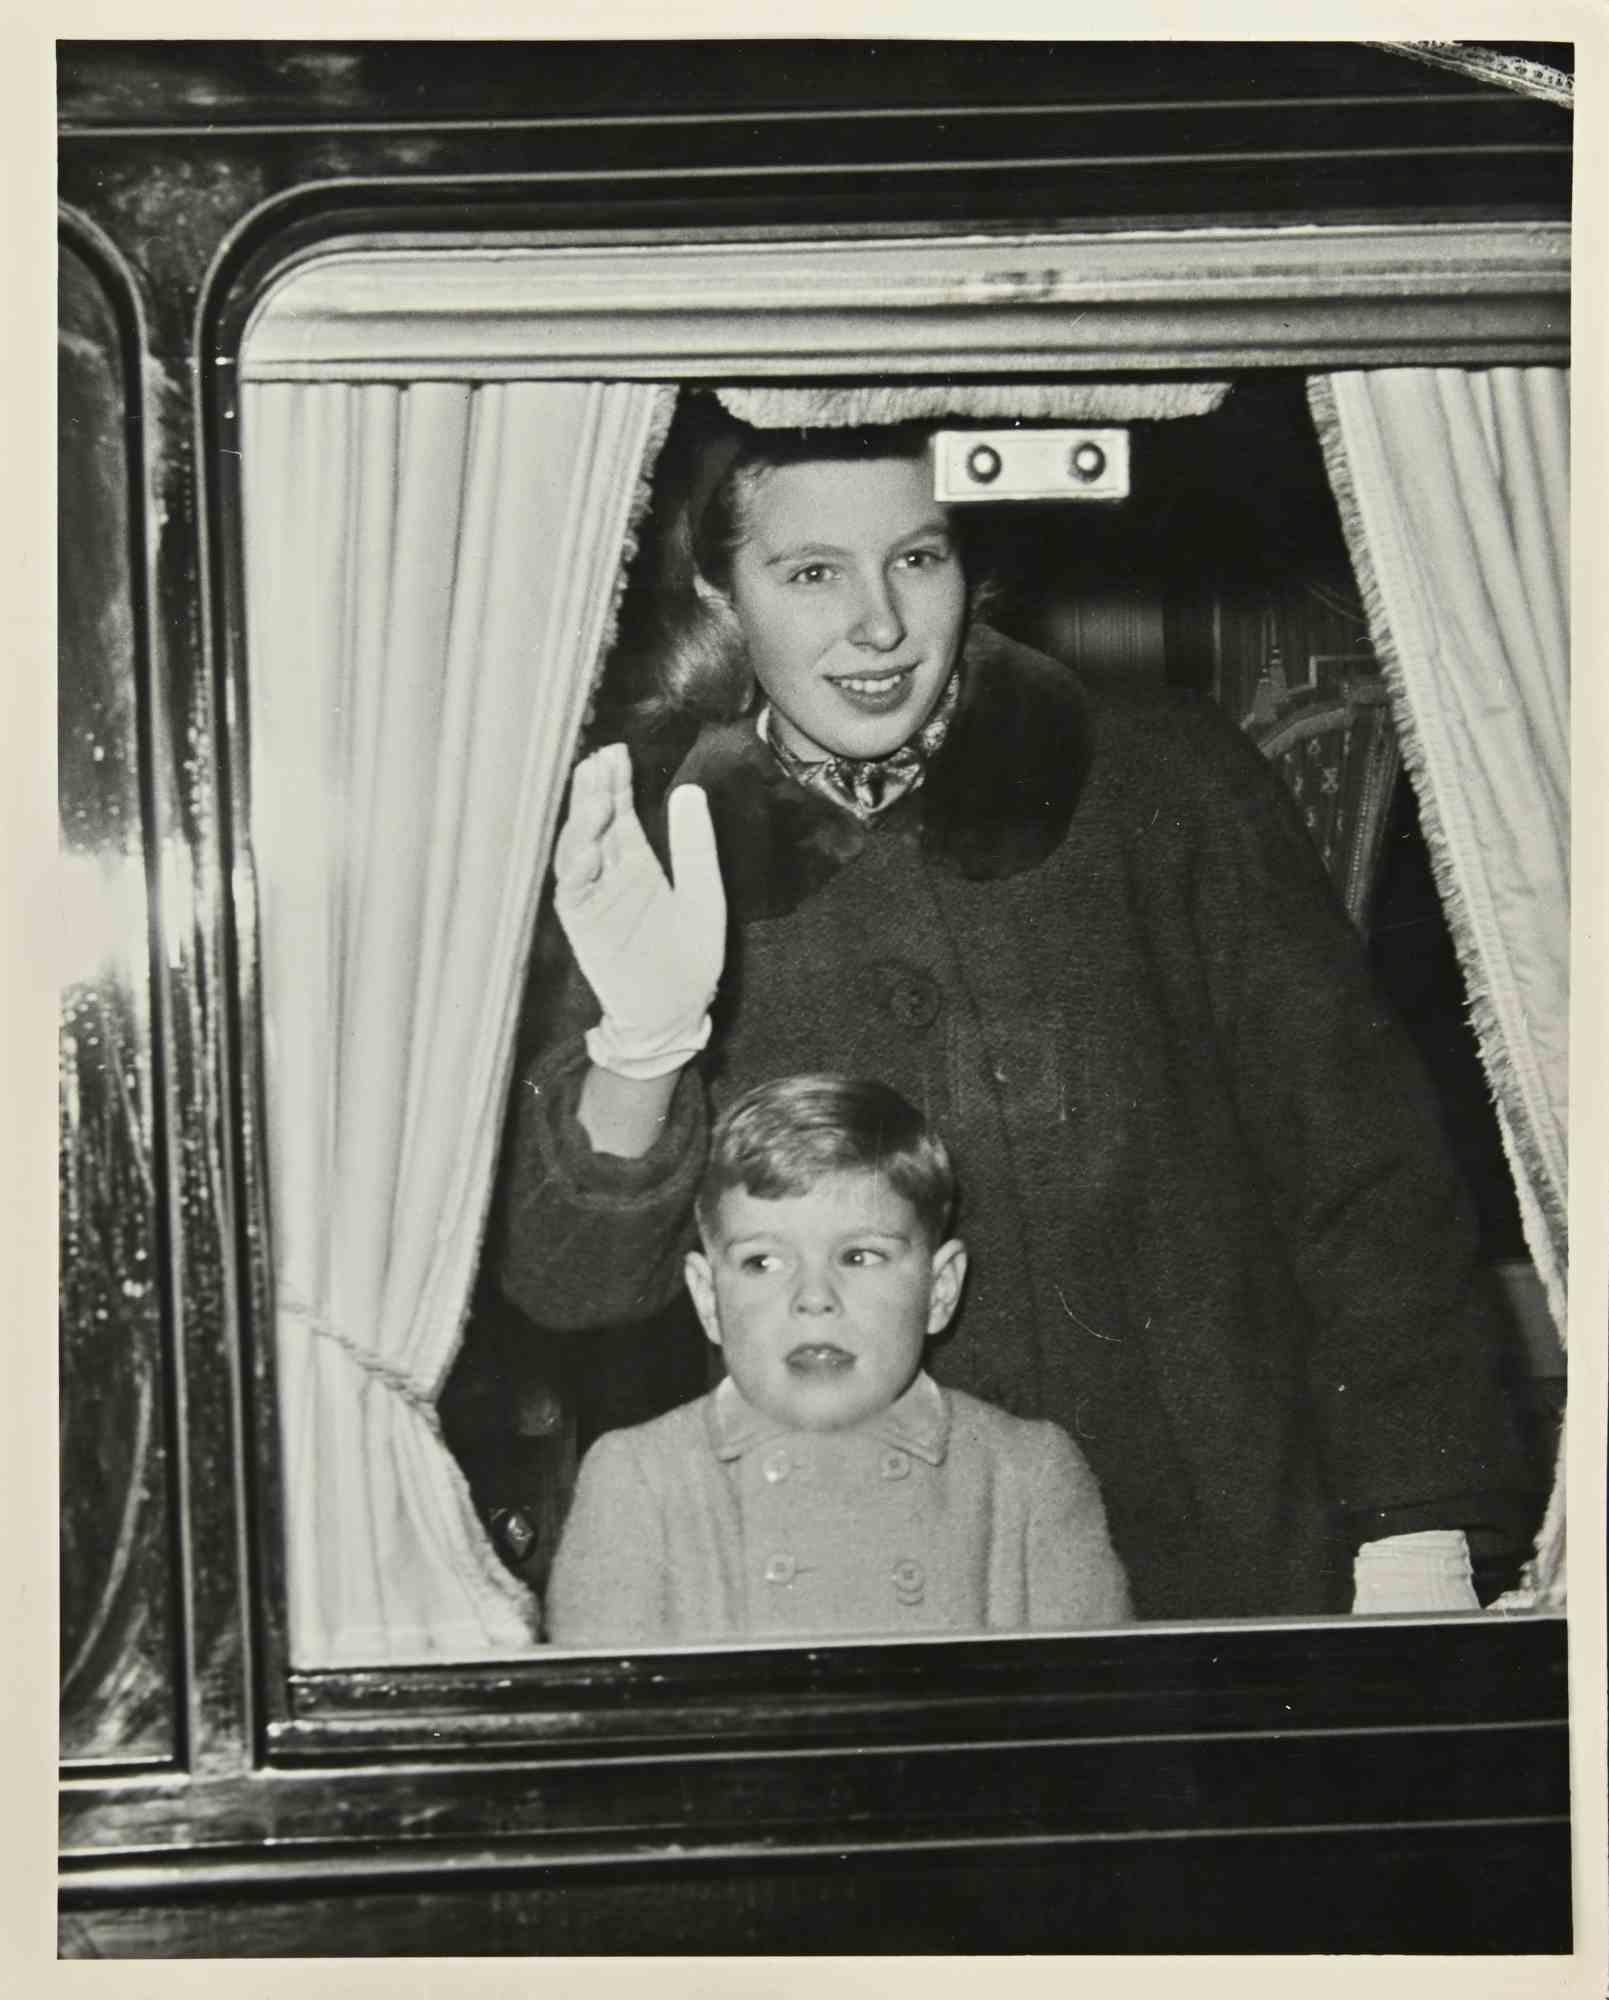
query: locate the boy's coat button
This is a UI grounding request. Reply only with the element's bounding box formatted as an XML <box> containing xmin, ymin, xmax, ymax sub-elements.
<box><xmin>762</xmin><ymin>1552</ymin><xmax>797</xmax><ymax>1586</ymax></box>
<box><xmin>892</xmin><ymin>1557</ymin><xmax>925</xmax><ymax>1602</ymax></box>
<box><xmin>879</xmin><ymin>1447</ymin><xmax>912</xmax><ymax>1480</ymax></box>
<box><xmin>762</xmin><ymin>1448</ymin><xmax>791</xmax><ymax>1483</ymax></box>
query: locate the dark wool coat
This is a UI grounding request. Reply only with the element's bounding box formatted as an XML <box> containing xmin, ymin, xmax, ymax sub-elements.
<box><xmin>500</xmin><ymin>626</ymin><xmax>1533</xmax><ymax>1620</ymax></box>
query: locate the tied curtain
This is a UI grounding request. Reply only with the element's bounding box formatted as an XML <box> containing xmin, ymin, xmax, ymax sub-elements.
<box><xmin>1308</xmin><ymin>368</ymin><xmax>1569</xmax><ymax>1604</ymax></box>
<box><xmin>243</xmin><ymin>377</ymin><xmax>674</xmax><ymax>1665</ymax></box>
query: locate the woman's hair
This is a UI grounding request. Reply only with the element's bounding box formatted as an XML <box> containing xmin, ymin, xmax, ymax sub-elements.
<box><xmin>616</xmin><ymin>398</ymin><xmax>988</xmax><ymax>735</ymax></box>
<box><xmin>695</xmin><ymin>1073</ymin><xmax>957</xmax><ymax>1246</ymax></box>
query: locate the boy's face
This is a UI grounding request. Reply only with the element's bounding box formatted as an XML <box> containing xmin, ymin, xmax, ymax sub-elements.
<box><xmin>685</xmin><ymin>1170</ymin><xmax>966</xmax><ymax>1434</ymax></box>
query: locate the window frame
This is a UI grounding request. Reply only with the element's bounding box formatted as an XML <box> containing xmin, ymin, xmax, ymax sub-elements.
<box><xmin>185</xmin><ymin>206</ymin><xmax>1570</xmax><ymax>1854</ymax></box>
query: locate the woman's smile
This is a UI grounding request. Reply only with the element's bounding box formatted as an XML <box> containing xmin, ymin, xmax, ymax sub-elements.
<box><xmin>824</xmin><ymin>665</ymin><xmax>918</xmax><ymax>715</ymax></box>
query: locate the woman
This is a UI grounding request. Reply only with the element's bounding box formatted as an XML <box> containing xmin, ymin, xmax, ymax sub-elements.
<box><xmin>498</xmin><ymin>408</ymin><xmax>1532</xmax><ymax>1622</ymax></box>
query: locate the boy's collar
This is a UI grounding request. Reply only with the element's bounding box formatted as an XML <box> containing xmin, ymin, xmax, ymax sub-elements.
<box><xmin>669</xmin><ymin>625</ymin><xmax>1096</xmax><ymax>921</ymax></box>
<box><xmin>707</xmin><ymin>1370</ymin><xmax>951</xmax><ymax>1466</ymax></box>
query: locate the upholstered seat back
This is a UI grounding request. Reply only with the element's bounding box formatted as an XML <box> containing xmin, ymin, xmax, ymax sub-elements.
<box><xmin>1249</xmin><ymin>677</ymin><xmax>1401</xmax><ymax>932</ymax></box>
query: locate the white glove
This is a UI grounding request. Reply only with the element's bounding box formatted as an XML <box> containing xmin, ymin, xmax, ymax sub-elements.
<box><xmin>1351</xmin><ymin>1529</ymin><xmax>1480</xmax><ymax>1615</ymax></box>
<box><xmin>552</xmin><ymin>743</ymin><xmax>726</xmax><ymax>1081</ymax></box>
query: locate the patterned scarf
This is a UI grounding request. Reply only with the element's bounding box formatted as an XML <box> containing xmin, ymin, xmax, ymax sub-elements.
<box><xmin>756</xmin><ymin>670</ymin><xmax>961</xmax><ymax>823</ymax></box>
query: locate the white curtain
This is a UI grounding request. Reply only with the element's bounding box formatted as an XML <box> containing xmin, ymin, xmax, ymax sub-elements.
<box><xmin>1308</xmin><ymin>368</ymin><xmax>1569</xmax><ymax>1604</ymax></box>
<box><xmin>243</xmin><ymin>377</ymin><xmax>674</xmax><ymax>1664</ymax></box>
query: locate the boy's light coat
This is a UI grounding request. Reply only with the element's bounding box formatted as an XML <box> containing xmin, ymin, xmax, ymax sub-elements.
<box><xmin>546</xmin><ymin>1373</ymin><xmax>1131</xmax><ymax>1646</ymax></box>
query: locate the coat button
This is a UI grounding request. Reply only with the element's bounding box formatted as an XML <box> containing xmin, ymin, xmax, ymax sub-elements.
<box><xmin>892</xmin><ymin>1556</ymin><xmax>925</xmax><ymax>1603</ymax></box>
<box><xmin>870</xmin><ymin>959</ymin><xmax>942</xmax><ymax>1030</ymax></box>
<box><xmin>879</xmin><ymin>1447</ymin><xmax>912</xmax><ymax>1481</ymax></box>
<box><xmin>888</xmin><ymin>975</ymin><xmax>941</xmax><ymax>1029</ymax></box>
<box><xmin>763</xmin><ymin>1552</ymin><xmax>797</xmax><ymax>1586</ymax></box>
<box><xmin>762</xmin><ymin>1447</ymin><xmax>791</xmax><ymax>1484</ymax></box>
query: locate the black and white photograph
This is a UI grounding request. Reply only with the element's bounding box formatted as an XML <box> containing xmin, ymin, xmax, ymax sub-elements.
<box><xmin>45</xmin><ymin>19</ymin><xmax>1599</xmax><ymax>1975</ymax></box>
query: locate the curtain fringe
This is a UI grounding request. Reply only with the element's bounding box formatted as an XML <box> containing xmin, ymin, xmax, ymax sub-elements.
<box><xmin>451</xmin><ymin>382</ymin><xmax>679</xmax><ymax>1645</ymax></box>
<box><xmin>715</xmin><ymin>381</ymin><xmax>1232</xmax><ymax>428</ymax></box>
<box><xmin>1305</xmin><ymin>376</ymin><xmax>1568</xmax><ymax>1319</ymax></box>
<box><xmin>583</xmin><ymin>385</ymin><xmax>680</xmax><ymax>731</ymax></box>
<box><xmin>1306</xmin><ymin>373</ymin><xmax>1566</xmax><ymax>1612</ymax></box>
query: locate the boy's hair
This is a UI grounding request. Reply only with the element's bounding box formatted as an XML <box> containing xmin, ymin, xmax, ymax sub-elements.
<box><xmin>695</xmin><ymin>1074</ymin><xmax>957</xmax><ymax>1245</ymax></box>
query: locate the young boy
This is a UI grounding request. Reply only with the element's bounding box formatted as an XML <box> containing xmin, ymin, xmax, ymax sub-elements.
<box><xmin>544</xmin><ymin>1075</ymin><xmax>1131</xmax><ymax>1646</ymax></box>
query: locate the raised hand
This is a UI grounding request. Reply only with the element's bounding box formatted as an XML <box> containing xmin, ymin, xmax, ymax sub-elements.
<box><xmin>554</xmin><ymin>743</ymin><xmax>726</xmax><ymax>1080</ymax></box>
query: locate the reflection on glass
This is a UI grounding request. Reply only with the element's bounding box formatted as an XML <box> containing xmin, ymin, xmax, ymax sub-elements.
<box><xmin>58</xmin><ymin>242</ymin><xmax>177</xmax><ymax>1759</ymax></box>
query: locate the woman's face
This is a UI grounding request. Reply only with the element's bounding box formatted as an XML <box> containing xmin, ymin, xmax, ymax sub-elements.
<box><xmin>725</xmin><ymin>455</ymin><xmax>967</xmax><ymax>762</ymax></box>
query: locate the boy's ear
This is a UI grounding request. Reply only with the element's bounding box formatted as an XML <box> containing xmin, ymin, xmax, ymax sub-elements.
<box><xmin>684</xmin><ymin>1249</ymin><xmax>723</xmax><ymax>1349</ymax></box>
<box><xmin>926</xmin><ymin>1239</ymin><xmax>968</xmax><ymax>1336</ymax></box>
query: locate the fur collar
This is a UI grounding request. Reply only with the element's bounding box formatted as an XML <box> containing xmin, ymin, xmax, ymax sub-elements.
<box><xmin>669</xmin><ymin>625</ymin><xmax>1096</xmax><ymax>922</ymax></box>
